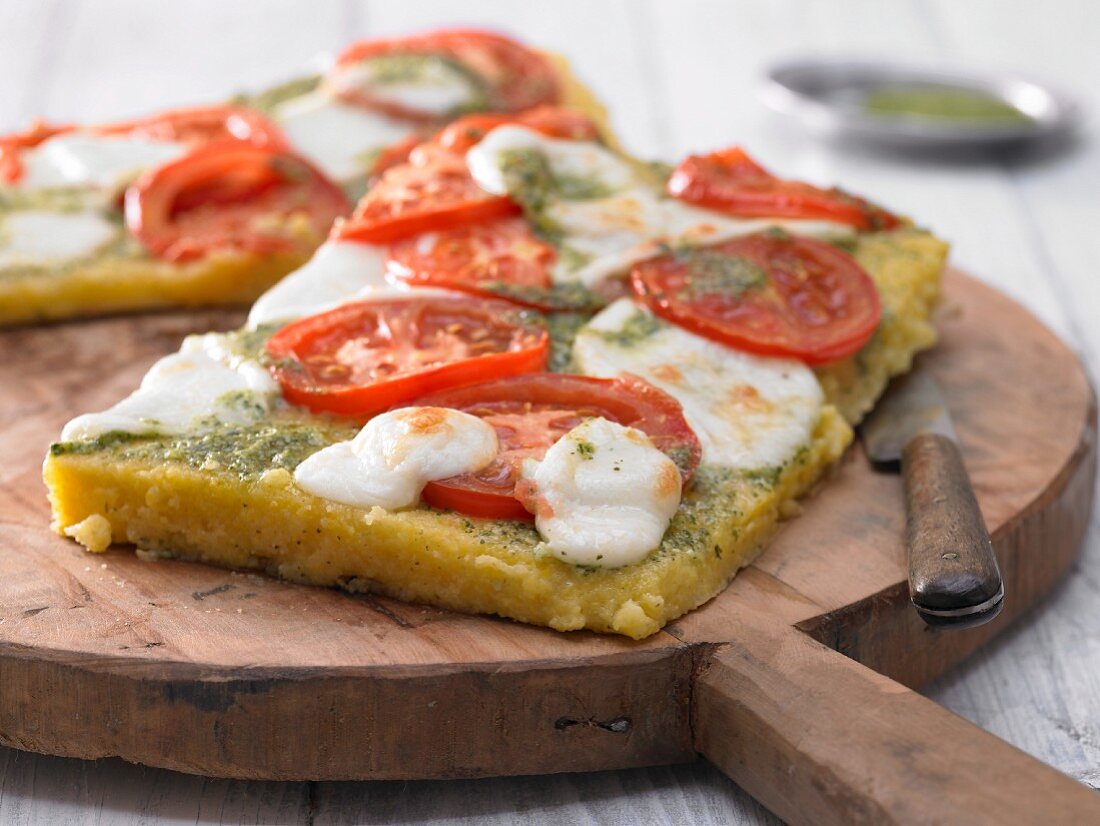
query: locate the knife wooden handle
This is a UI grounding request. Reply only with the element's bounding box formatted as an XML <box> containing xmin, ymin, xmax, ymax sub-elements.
<box><xmin>902</xmin><ymin>432</ymin><xmax>1004</xmax><ymax>628</ymax></box>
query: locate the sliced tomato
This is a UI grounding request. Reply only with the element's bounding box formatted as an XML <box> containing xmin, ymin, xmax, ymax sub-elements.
<box><xmin>338</xmin><ymin>106</ymin><xmax>599</xmax><ymax>246</ymax></box>
<box><xmin>0</xmin><ymin>108</ymin><xmax>286</xmax><ymax>187</ymax></box>
<box><xmin>369</xmin><ymin>131</ymin><xmax>424</xmax><ymax>177</ymax></box>
<box><xmin>266</xmin><ymin>295</ymin><xmax>549</xmax><ymax>417</ymax></box>
<box><xmin>124</xmin><ymin>143</ymin><xmax>350</xmax><ymax>262</ymax></box>
<box><xmin>0</xmin><ymin>121</ymin><xmax>74</xmax><ymax>184</ymax></box>
<box><xmin>333</xmin><ymin>29</ymin><xmax>558</xmax><ymax>121</ymax></box>
<box><xmin>668</xmin><ymin>147</ymin><xmax>899</xmax><ymax>231</ymax></box>
<box><xmin>387</xmin><ymin>218</ymin><xmax>556</xmax><ymax>305</ymax></box>
<box><xmin>408</xmin><ymin>373</ymin><xmax>700</xmax><ymax>520</ymax></box>
<box><xmin>336</xmin><ymin>150</ymin><xmax>519</xmax><ymax>244</ymax></box>
<box><xmin>631</xmin><ymin>232</ymin><xmax>881</xmax><ymax>364</ymax></box>
<box><xmin>425</xmin><ymin>106</ymin><xmax>600</xmax><ymax>156</ymax></box>
<box><xmin>95</xmin><ymin>105</ymin><xmax>287</xmax><ymax>150</ymax></box>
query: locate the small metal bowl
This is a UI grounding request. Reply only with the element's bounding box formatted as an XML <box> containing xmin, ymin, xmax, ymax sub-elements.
<box><xmin>762</xmin><ymin>57</ymin><xmax>1081</xmax><ymax>150</ymax></box>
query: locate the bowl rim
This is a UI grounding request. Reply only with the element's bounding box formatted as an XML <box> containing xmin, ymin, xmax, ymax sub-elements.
<box><xmin>761</xmin><ymin>55</ymin><xmax>1082</xmax><ymax>144</ymax></box>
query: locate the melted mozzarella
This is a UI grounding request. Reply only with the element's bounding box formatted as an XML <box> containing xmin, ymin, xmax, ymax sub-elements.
<box><xmin>555</xmin><ymin>196</ymin><xmax>855</xmax><ymax>288</ymax></box>
<box><xmin>247</xmin><ymin>241</ymin><xmax>397</xmax><ymax>327</ymax></box>
<box><xmin>60</xmin><ymin>336</ymin><xmax>278</xmax><ymax>442</ymax></box>
<box><xmin>467</xmin><ymin>126</ymin><xmax>637</xmax><ymax>196</ymax></box>
<box><xmin>562</xmin><ymin>205</ymin><xmax>857</xmax><ymax>289</ymax></box>
<box><xmin>273</xmin><ymin>91</ymin><xmax>413</xmax><ymax>183</ymax></box>
<box><xmin>0</xmin><ymin>209</ymin><xmax>118</xmax><ymax>269</ymax></box>
<box><xmin>18</xmin><ymin>133</ymin><xmax>186</xmax><ymax>191</ymax></box>
<box><xmin>520</xmin><ymin>417</ymin><xmax>681</xmax><ymax>568</ymax></box>
<box><xmin>465</xmin><ymin>125</ymin><xmax>855</xmax><ymax>288</ymax></box>
<box><xmin>328</xmin><ymin>55</ymin><xmax>481</xmax><ymax>118</ymax></box>
<box><xmin>573</xmin><ymin>299</ymin><xmax>824</xmax><ymax>470</ymax></box>
<box><xmin>547</xmin><ymin>187</ymin><xmax>668</xmax><ymax>286</ymax></box>
<box><xmin>293</xmin><ymin>407</ymin><xmax>498</xmax><ymax>510</ymax></box>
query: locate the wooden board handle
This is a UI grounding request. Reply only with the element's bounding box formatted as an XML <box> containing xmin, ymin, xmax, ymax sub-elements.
<box><xmin>693</xmin><ymin>625</ymin><xmax>1100</xmax><ymax>825</ymax></box>
<box><xmin>904</xmin><ymin>432</ymin><xmax>1003</xmax><ymax>627</ymax></box>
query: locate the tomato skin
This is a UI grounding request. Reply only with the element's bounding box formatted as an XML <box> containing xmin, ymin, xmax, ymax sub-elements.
<box><xmin>266</xmin><ymin>295</ymin><xmax>550</xmax><ymax>418</ymax></box>
<box><xmin>337</xmin><ymin>156</ymin><xmax>521</xmax><ymax>244</ymax></box>
<box><xmin>1</xmin><ymin>107</ymin><xmax>287</xmax><ymax>187</ymax></box>
<box><xmin>336</xmin><ymin>137</ymin><xmax>519</xmax><ymax>245</ymax></box>
<box><xmin>0</xmin><ymin>121</ymin><xmax>74</xmax><ymax>184</ymax></box>
<box><xmin>333</xmin><ymin>28</ymin><xmax>559</xmax><ymax>121</ymax></box>
<box><xmin>668</xmin><ymin>147</ymin><xmax>899</xmax><ymax>231</ymax></box>
<box><xmin>631</xmin><ymin>232</ymin><xmax>881</xmax><ymax>365</ymax></box>
<box><xmin>423</xmin><ymin>479</ymin><xmax>530</xmax><ymax>520</ymax></box>
<box><xmin>125</xmin><ymin>143</ymin><xmax>350</xmax><ymax>262</ymax></box>
<box><xmin>95</xmin><ymin>105</ymin><xmax>288</xmax><ymax>150</ymax></box>
<box><xmin>411</xmin><ymin>373</ymin><xmax>701</xmax><ymax>520</ymax></box>
<box><xmin>369</xmin><ymin>131</ymin><xmax>424</xmax><ymax>177</ymax></box>
<box><xmin>338</xmin><ymin>107</ymin><xmax>599</xmax><ymax>246</ymax></box>
<box><xmin>425</xmin><ymin>107</ymin><xmax>600</xmax><ymax>156</ymax></box>
<box><xmin>386</xmin><ymin>218</ymin><xmax>556</xmax><ymax>307</ymax></box>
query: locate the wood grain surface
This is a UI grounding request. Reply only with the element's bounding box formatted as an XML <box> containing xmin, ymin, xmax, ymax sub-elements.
<box><xmin>0</xmin><ymin>267</ymin><xmax>1095</xmax><ymax>826</ymax></box>
<box><xmin>2</xmin><ymin>1</ymin><xmax>1099</xmax><ymax>823</ymax></box>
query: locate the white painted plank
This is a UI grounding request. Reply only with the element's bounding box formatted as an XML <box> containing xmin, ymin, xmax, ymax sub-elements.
<box><xmin>312</xmin><ymin>762</ymin><xmax>781</xmax><ymax>826</ymax></box>
<box><xmin>0</xmin><ymin>747</ymin><xmax>310</xmax><ymax>825</ymax></box>
<box><xmin>922</xmin><ymin>0</ymin><xmax>1100</xmax><ymax>365</ymax></box>
<box><xmin>37</xmin><ymin>0</ymin><xmax>348</xmax><ymax>123</ymax></box>
<box><xmin>0</xmin><ymin>0</ymin><xmax>73</xmax><ymax>130</ymax></box>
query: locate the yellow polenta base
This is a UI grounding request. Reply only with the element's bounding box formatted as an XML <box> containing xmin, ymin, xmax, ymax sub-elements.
<box><xmin>0</xmin><ymin>248</ymin><xmax>314</xmax><ymax>328</ymax></box>
<box><xmin>817</xmin><ymin>230</ymin><xmax>945</xmax><ymax>424</ymax></box>
<box><xmin>44</xmin><ymin>229</ymin><xmax>947</xmax><ymax>638</ymax></box>
<box><xmin>46</xmin><ymin>409</ymin><xmax>849</xmax><ymax>640</ymax></box>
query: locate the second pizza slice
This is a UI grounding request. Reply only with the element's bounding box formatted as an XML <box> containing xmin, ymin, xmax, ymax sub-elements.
<box><xmin>0</xmin><ymin>29</ymin><xmax>600</xmax><ymax>326</ymax></box>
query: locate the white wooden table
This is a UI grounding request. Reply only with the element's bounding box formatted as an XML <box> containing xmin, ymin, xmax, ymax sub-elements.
<box><xmin>2</xmin><ymin>0</ymin><xmax>1098</xmax><ymax>822</ymax></box>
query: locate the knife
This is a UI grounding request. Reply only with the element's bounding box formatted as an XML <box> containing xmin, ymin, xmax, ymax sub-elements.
<box><xmin>861</xmin><ymin>368</ymin><xmax>1004</xmax><ymax>629</ymax></box>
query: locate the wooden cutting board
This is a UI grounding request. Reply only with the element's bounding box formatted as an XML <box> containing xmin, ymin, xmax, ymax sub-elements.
<box><xmin>1</xmin><ymin>270</ymin><xmax>1097</xmax><ymax>824</ymax></box>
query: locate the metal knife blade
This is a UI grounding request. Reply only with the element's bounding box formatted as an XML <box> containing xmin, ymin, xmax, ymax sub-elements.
<box><xmin>861</xmin><ymin>369</ymin><xmax>956</xmax><ymax>463</ymax></box>
<box><xmin>860</xmin><ymin>367</ymin><xmax>1004</xmax><ymax>629</ymax></box>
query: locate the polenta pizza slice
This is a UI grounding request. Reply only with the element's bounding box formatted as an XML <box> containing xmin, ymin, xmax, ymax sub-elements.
<box><xmin>0</xmin><ymin>29</ymin><xmax>595</xmax><ymax>326</ymax></box>
<box><xmin>45</xmin><ymin>108</ymin><xmax>945</xmax><ymax>638</ymax></box>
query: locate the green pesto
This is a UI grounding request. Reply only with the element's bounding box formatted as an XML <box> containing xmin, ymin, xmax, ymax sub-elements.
<box><xmin>219</xmin><ymin>324</ymin><xmax>280</xmax><ymax>364</ymax></box>
<box><xmin>359</xmin><ymin>54</ymin><xmax>488</xmax><ymax>116</ymax></box>
<box><xmin>593</xmin><ymin>309</ymin><xmax>663</xmax><ymax>349</ymax></box>
<box><xmin>677</xmin><ymin>248</ymin><xmax>767</xmax><ymax>300</ymax></box>
<box><xmin>208</xmin><ymin>389</ymin><xmax>269</xmax><ymax>421</ymax></box>
<box><xmin>484</xmin><ymin>278</ymin><xmax>604</xmax><ymax>313</ymax></box>
<box><xmin>544</xmin><ymin>311</ymin><xmax>590</xmax><ymax>373</ymax></box>
<box><xmin>497</xmin><ymin>147</ymin><xmax>616</xmax><ymax>246</ymax></box>
<box><xmin>52</xmin><ymin>417</ymin><xmax>357</xmax><ymax>480</ymax></box>
<box><xmin>0</xmin><ymin>187</ymin><xmax>101</xmax><ymax>214</ymax></box>
<box><xmin>633</xmin><ymin>160</ymin><xmax>675</xmax><ymax>192</ymax></box>
<box><xmin>743</xmin><ymin>464</ymin><xmax>783</xmax><ymax>490</ymax></box>
<box><xmin>864</xmin><ymin>85</ymin><xmax>1032</xmax><ymax>124</ymax></box>
<box><xmin>653</xmin><ymin>464</ymin><xmax>747</xmax><ymax>562</ymax></box>
<box><xmin>662</xmin><ymin>443</ymin><xmax>698</xmax><ymax>486</ymax></box>
<box><xmin>572</xmin><ymin>439</ymin><xmax>596</xmax><ymax>459</ymax></box>
<box><xmin>827</xmin><ymin>234</ymin><xmax>859</xmax><ymax>255</ymax></box>
<box><xmin>500</xmin><ymin>147</ymin><xmax>616</xmax><ymax>206</ymax></box>
<box><xmin>232</xmin><ymin>74</ymin><xmax>323</xmax><ymax>115</ymax></box>
<box><xmin>555</xmin><ymin>244</ymin><xmax>593</xmax><ymax>273</ymax></box>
